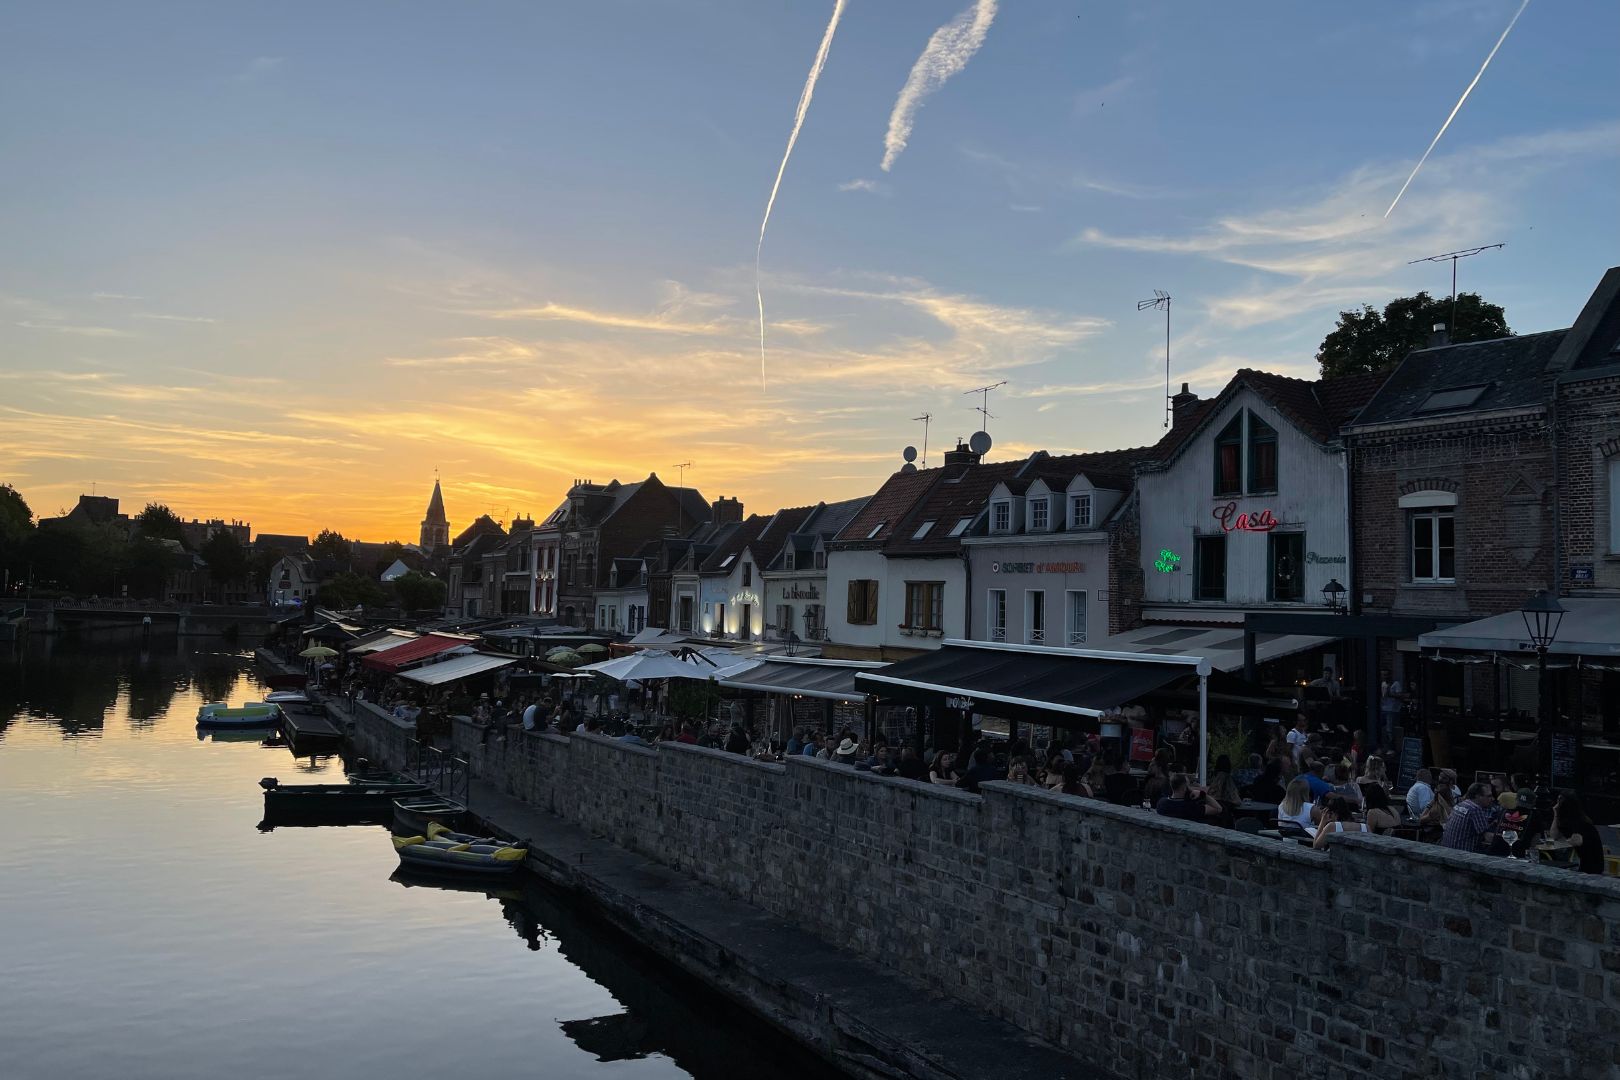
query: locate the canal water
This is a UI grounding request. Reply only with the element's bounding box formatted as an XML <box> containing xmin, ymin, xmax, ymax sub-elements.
<box><xmin>0</xmin><ymin>635</ymin><xmax>840</xmax><ymax>1080</ymax></box>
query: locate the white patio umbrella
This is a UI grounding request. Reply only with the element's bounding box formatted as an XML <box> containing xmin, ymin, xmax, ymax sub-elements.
<box><xmin>576</xmin><ymin>649</ymin><xmax>722</xmax><ymax>683</ymax></box>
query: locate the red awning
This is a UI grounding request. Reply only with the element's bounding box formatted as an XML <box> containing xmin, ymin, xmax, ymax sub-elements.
<box><xmin>362</xmin><ymin>633</ymin><xmax>475</xmax><ymax>673</ymax></box>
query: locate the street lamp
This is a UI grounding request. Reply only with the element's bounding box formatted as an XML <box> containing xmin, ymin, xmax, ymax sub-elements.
<box><xmin>1321</xmin><ymin>578</ymin><xmax>1347</xmax><ymax>613</ymax></box>
<box><xmin>1520</xmin><ymin>590</ymin><xmax>1565</xmax><ymax>785</ymax></box>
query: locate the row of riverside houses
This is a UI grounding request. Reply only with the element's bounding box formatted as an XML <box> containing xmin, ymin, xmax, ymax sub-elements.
<box><xmin>435</xmin><ymin>266</ymin><xmax>1619</xmax><ymax>752</ymax></box>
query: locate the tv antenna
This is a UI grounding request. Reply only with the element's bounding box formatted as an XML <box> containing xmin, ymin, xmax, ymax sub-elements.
<box><xmin>911</xmin><ymin>413</ymin><xmax>932</xmax><ymax>466</ymax></box>
<box><xmin>673</xmin><ymin>462</ymin><xmax>692</xmax><ymax>535</ymax></box>
<box><xmin>1407</xmin><ymin>244</ymin><xmax>1504</xmax><ymax>334</ymax></box>
<box><xmin>1137</xmin><ymin>289</ymin><xmax>1172</xmax><ymax>428</ymax></box>
<box><xmin>963</xmin><ymin>381</ymin><xmax>1006</xmax><ymax>432</ymax></box>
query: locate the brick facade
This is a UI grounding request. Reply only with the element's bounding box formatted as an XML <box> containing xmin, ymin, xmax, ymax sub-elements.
<box><xmin>1557</xmin><ymin>371</ymin><xmax>1620</xmax><ymax>593</ymax></box>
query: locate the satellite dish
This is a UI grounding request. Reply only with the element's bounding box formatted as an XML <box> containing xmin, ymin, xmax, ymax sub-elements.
<box><xmin>969</xmin><ymin>430</ymin><xmax>992</xmax><ymax>455</ymax></box>
<box><xmin>902</xmin><ymin>445</ymin><xmax>918</xmax><ymax>463</ymax></box>
<box><xmin>900</xmin><ymin>462</ymin><xmax>918</xmax><ymax>474</ymax></box>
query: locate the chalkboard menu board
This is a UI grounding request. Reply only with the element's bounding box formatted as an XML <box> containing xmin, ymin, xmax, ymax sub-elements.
<box><xmin>1551</xmin><ymin>732</ymin><xmax>1578</xmax><ymax>788</ymax></box>
<box><xmin>1396</xmin><ymin>736</ymin><xmax>1425</xmax><ymax>790</ymax></box>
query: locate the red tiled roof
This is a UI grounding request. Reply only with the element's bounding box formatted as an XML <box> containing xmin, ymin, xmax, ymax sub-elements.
<box><xmin>1148</xmin><ymin>369</ymin><xmax>1387</xmax><ymax>466</ymax></box>
<box><xmin>882</xmin><ymin>461</ymin><xmax>1024</xmax><ymax>556</ymax></box>
<box><xmin>832</xmin><ymin>468</ymin><xmax>940</xmax><ymax>548</ymax></box>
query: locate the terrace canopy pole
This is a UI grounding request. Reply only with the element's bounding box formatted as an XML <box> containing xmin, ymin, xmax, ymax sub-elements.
<box><xmin>1198</xmin><ymin>669</ymin><xmax>1210</xmax><ymax>785</ymax></box>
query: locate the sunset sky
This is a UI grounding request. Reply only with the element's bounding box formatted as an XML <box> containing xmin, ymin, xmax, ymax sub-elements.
<box><xmin>3</xmin><ymin>1</ymin><xmax>1617</xmax><ymax>542</ymax></box>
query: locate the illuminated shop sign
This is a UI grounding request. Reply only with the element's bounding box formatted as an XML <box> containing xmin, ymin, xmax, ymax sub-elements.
<box><xmin>1154</xmin><ymin>549</ymin><xmax>1182</xmax><ymax>573</ymax></box>
<box><xmin>989</xmin><ymin>561</ymin><xmax>1085</xmax><ymax>574</ymax></box>
<box><xmin>1213</xmin><ymin>502</ymin><xmax>1278</xmax><ymax>533</ymax></box>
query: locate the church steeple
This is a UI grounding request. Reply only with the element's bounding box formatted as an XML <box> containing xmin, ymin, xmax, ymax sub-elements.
<box><xmin>420</xmin><ymin>477</ymin><xmax>450</xmax><ymax>552</ymax></box>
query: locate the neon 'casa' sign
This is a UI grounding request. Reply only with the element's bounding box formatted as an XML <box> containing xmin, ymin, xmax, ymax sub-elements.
<box><xmin>1213</xmin><ymin>501</ymin><xmax>1278</xmax><ymax>533</ymax></box>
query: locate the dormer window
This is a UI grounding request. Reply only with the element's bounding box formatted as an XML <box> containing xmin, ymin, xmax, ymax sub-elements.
<box><xmin>1215</xmin><ymin>410</ymin><xmax>1279</xmax><ymax>496</ymax></box>
<box><xmin>784</xmin><ymin>551</ymin><xmax>794</xmax><ymax>571</ymax></box>
<box><xmin>991</xmin><ymin>501</ymin><xmax>1010</xmax><ymax>533</ymax></box>
<box><xmin>815</xmin><ymin>550</ymin><xmax>826</xmax><ymax>569</ymax></box>
<box><xmin>1070</xmin><ymin>494</ymin><xmax>1093</xmax><ymax>529</ymax></box>
<box><xmin>742</xmin><ymin>562</ymin><xmax>751</xmax><ymax>586</ymax></box>
<box><xmin>1029</xmin><ymin>498</ymin><xmax>1049</xmax><ymax>532</ymax></box>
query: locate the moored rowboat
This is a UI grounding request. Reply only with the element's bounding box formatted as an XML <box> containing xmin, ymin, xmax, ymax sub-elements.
<box><xmin>198</xmin><ymin>702</ymin><xmax>281</xmax><ymax>729</ymax></box>
<box><xmin>392</xmin><ymin>795</ymin><xmax>469</xmax><ymax>836</ymax></box>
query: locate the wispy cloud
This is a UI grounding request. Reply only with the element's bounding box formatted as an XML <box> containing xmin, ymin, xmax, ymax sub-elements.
<box><xmin>133</xmin><ymin>312</ymin><xmax>218</xmax><ymax>324</ymax></box>
<box><xmin>16</xmin><ymin>320</ymin><xmax>134</xmax><ymax>338</ymax></box>
<box><xmin>91</xmin><ymin>292</ymin><xmax>143</xmax><ymax>302</ymax></box>
<box><xmin>838</xmin><ymin>178</ymin><xmax>885</xmax><ymax>193</ymax></box>
<box><xmin>1073</xmin><ymin>120</ymin><xmax>1620</xmax><ymax>329</ymax></box>
<box><xmin>461</xmin><ymin>300</ymin><xmax>731</xmax><ymax>336</ymax></box>
<box><xmin>882</xmin><ymin>0</ymin><xmax>998</xmax><ymax>172</ymax></box>
<box><xmin>234</xmin><ymin>56</ymin><xmax>284</xmax><ymax>83</ymax></box>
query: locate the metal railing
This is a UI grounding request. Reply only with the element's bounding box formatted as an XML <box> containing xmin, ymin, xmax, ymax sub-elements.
<box><xmin>1027</xmin><ymin>629</ymin><xmax>1045</xmax><ymax>644</ymax></box>
<box><xmin>989</xmin><ymin>626</ymin><xmax>1006</xmax><ymax>642</ymax></box>
<box><xmin>408</xmin><ymin>743</ymin><xmax>471</xmax><ymax>807</ymax></box>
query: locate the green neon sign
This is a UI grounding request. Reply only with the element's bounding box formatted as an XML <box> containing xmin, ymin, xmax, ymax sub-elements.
<box><xmin>1154</xmin><ymin>549</ymin><xmax>1182</xmax><ymax>573</ymax></box>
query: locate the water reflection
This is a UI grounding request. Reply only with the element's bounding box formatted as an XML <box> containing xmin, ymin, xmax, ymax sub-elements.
<box><xmin>0</xmin><ymin>636</ymin><xmax>846</xmax><ymax>1080</ymax></box>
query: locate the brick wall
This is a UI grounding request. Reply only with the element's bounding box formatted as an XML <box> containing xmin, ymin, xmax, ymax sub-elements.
<box><xmin>443</xmin><ymin>724</ymin><xmax>1620</xmax><ymax>1080</ymax></box>
<box><xmin>1107</xmin><ymin>489</ymin><xmax>1143</xmax><ymax>634</ymax></box>
<box><xmin>1557</xmin><ymin>372</ymin><xmax>1620</xmax><ymax>591</ymax></box>
<box><xmin>1352</xmin><ymin>415</ymin><xmax>1555</xmax><ymax>618</ymax></box>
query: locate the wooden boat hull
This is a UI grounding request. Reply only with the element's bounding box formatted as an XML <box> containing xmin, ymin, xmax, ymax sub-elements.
<box><xmin>198</xmin><ymin>703</ymin><xmax>281</xmax><ymax>729</ymax></box>
<box><xmin>392</xmin><ymin>796</ymin><xmax>469</xmax><ymax>836</ymax></box>
<box><xmin>261</xmin><ymin>780</ymin><xmax>430</xmax><ymax>823</ymax></box>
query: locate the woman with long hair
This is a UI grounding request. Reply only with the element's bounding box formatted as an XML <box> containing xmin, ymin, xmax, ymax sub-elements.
<box><xmin>1312</xmin><ymin>795</ymin><xmax>1372</xmax><ymax>849</ymax></box>
<box><xmin>928</xmin><ymin>750</ymin><xmax>958</xmax><ymax>786</ymax></box>
<box><xmin>1554</xmin><ymin>794</ymin><xmax>1606</xmax><ymax>874</ymax></box>
<box><xmin>1357</xmin><ymin>755</ymin><xmax>1391</xmax><ymax>791</ymax></box>
<box><xmin>1278</xmin><ymin>778</ymin><xmax>1315</xmax><ymax>833</ymax></box>
<box><xmin>1361</xmin><ymin>784</ymin><xmax>1400</xmax><ymax>834</ymax></box>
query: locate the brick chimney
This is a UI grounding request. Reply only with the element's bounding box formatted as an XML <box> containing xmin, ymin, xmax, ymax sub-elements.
<box><xmin>1171</xmin><ymin>382</ymin><xmax>1201</xmax><ymax>430</ymax></box>
<box><xmin>1430</xmin><ymin>322</ymin><xmax>1450</xmax><ymax>348</ymax></box>
<box><xmin>942</xmin><ymin>440</ymin><xmax>981</xmax><ymax>466</ymax></box>
<box><xmin>711</xmin><ymin>496</ymin><xmax>743</xmax><ymax>526</ymax></box>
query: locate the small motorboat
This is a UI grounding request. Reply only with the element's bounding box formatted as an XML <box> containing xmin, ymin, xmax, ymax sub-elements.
<box><xmin>392</xmin><ymin>794</ymin><xmax>469</xmax><ymax>836</ymax></box>
<box><xmin>392</xmin><ymin>832</ymin><xmax>526</xmax><ymax>877</ymax></box>
<box><xmin>198</xmin><ymin>702</ymin><xmax>281</xmax><ymax>729</ymax></box>
<box><xmin>264</xmin><ymin>690</ymin><xmax>322</xmax><ymax>714</ymax></box>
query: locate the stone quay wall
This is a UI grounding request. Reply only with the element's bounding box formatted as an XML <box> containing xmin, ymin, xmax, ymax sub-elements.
<box><xmin>442</xmin><ymin>719</ymin><xmax>1618</xmax><ymax>1080</ymax></box>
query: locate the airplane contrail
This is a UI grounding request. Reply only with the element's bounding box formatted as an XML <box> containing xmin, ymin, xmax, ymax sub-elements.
<box><xmin>1384</xmin><ymin>0</ymin><xmax>1531</xmax><ymax>219</ymax></box>
<box><xmin>757</xmin><ymin>0</ymin><xmax>847</xmax><ymax>392</ymax></box>
<box><xmin>881</xmin><ymin>0</ymin><xmax>998</xmax><ymax>172</ymax></box>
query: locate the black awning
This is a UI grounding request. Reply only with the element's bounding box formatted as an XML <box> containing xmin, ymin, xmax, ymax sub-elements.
<box><xmin>852</xmin><ymin>641</ymin><xmax>1209</xmax><ymax>724</ymax></box>
<box><xmin>718</xmin><ymin>659</ymin><xmax>880</xmax><ymax>703</ymax></box>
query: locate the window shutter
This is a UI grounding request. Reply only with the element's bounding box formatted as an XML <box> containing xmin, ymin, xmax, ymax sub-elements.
<box><xmin>847</xmin><ymin>579</ymin><xmax>862</xmax><ymax>622</ymax></box>
<box><xmin>865</xmin><ymin>580</ymin><xmax>879</xmax><ymax>623</ymax></box>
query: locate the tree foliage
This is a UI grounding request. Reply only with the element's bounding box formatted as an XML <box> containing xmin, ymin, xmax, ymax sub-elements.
<box><xmin>135</xmin><ymin>502</ymin><xmax>184</xmax><ymax>542</ymax></box>
<box><xmin>310</xmin><ymin>528</ymin><xmax>352</xmax><ymax>567</ymax></box>
<box><xmin>1316</xmin><ymin>291</ymin><xmax>1511</xmax><ymax>379</ymax></box>
<box><xmin>391</xmin><ymin>571</ymin><xmax>445</xmax><ymax>613</ymax></box>
<box><xmin>199</xmin><ymin>530</ymin><xmax>249</xmax><ymax>600</ymax></box>
<box><xmin>315</xmin><ymin>571</ymin><xmax>389</xmax><ymax>610</ymax></box>
<box><xmin>0</xmin><ymin>484</ymin><xmax>33</xmax><ymax>587</ymax></box>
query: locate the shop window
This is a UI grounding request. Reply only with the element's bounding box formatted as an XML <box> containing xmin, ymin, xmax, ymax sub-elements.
<box><xmin>1025</xmin><ymin>591</ymin><xmax>1046</xmax><ymax>644</ymax></box>
<box><xmin>1411</xmin><ymin>510</ymin><xmax>1456</xmax><ymax>583</ymax></box>
<box><xmin>1248</xmin><ymin>414</ymin><xmax>1278</xmax><ymax>493</ymax></box>
<box><xmin>1066</xmin><ymin>590</ymin><xmax>1088</xmax><ymax>645</ymax></box>
<box><xmin>1268</xmin><ymin>532</ymin><xmax>1304</xmax><ymax>602</ymax></box>
<box><xmin>1214</xmin><ymin>416</ymin><xmax>1243</xmax><ymax>496</ymax></box>
<box><xmin>987</xmin><ymin>589</ymin><xmax>1006</xmax><ymax>641</ymax></box>
<box><xmin>904</xmin><ymin>581</ymin><xmax>944</xmax><ymax>630</ymax></box>
<box><xmin>1195</xmin><ymin>535</ymin><xmax>1226</xmax><ymax>601</ymax></box>
<box><xmin>846</xmin><ymin>579</ymin><xmax>879</xmax><ymax>625</ymax></box>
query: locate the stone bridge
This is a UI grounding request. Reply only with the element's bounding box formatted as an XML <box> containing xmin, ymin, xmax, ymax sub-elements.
<box><xmin>23</xmin><ymin>599</ymin><xmax>278</xmax><ymax>636</ymax></box>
